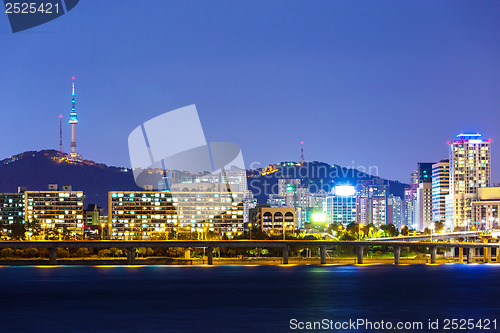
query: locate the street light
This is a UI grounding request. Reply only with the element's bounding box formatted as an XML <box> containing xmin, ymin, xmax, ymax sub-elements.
<box><xmin>101</xmin><ymin>223</ymin><xmax>105</xmax><ymax>240</ymax></box>
<box><xmin>283</xmin><ymin>221</ymin><xmax>286</xmax><ymax>241</ymax></box>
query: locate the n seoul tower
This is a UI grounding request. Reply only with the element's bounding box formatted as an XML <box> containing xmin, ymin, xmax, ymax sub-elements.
<box><xmin>68</xmin><ymin>76</ymin><xmax>80</xmax><ymax>158</ymax></box>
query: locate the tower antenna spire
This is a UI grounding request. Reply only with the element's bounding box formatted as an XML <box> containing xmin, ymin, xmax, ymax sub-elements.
<box><xmin>300</xmin><ymin>141</ymin><xmax>304</xmax><ymax>164</ymax></box>
<box><xmin>59</xmin><ymin>115</ymin><xmax>63</xmax><ymax>153</ymax></box>
<box><xmin>68</xmin><ymin>76</ymin><xmax>80</xmax><ymax>159</ymax></box>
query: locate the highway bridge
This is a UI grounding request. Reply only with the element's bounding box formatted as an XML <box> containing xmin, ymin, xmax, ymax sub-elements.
<box><xmin>0</xmin><ymin>240</ymin><xmax>498</xmax><ymax>265</ymax></box>
<box><xmin>365</xmin><ymin>231</ymin><xmax>483</xmax><ymax>242</ymax></box>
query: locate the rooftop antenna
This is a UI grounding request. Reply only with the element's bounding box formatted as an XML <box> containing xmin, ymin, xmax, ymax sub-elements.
<box><xmin>59</xmin><ymin>115</ymin><xmax>63</xmax><ymax>153</ymax></box>
<box><xmin>300</xmin><ymin>141</ymin><xmax>304</xmax><ymax>163</ymax></box>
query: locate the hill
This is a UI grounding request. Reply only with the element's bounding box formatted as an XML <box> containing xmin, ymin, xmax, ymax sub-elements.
<box><xmin>0</xmin><ymin>150</ymin><xmax>141</xmax><ymax>211</ymax></box>
<box><xmin>0</xmin><ymin>151</ymin><xmax>409</xmax><ymax>212</ymax></box>
<box><xmin>247</xmin><ymin>161</ymin><xmax>408</xmax><ymax>203</ymax></box>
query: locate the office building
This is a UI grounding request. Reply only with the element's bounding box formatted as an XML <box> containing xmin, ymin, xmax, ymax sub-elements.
<box><xmin>249</xmin><ymin>206</ymin><xmax>295</xmax><ymax>233</ymax></box>
<box><xmin>324</xmin><ymin>186</ymin><xmax>357</xmax><ymax>225</ymax></box>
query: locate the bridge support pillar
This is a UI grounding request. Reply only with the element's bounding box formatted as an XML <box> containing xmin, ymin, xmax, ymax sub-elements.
<box><xmin>357</xmin><ymin>246</ymin><xmax>364</xmax><ymax>264</ymax></box>
<box><xmin>49</xmin><ymin>247</ymin><xmax>57</xmax><ymax>265</ymax></box>
<box><xmin>127</xmin><ymin>247</ymin><xmax>136</xmax><ymax>265</ymax></box>
<box><xmin>430</xmin><ymin>247</ymin><xmax>437</xmax><ymax>264</ymax></box>
<box><xmin>320</xmin><ymin>246</ymin><xmax>327</xmax><ymax>265</ymax></box>
<box><xmin>282</xmin><ymin>246</ymin><xmax>289</xmax><ymax>265</ymax></box>
<box><xmin>483</xmin><ymin>247</ymin><xmax>489</xmax><ymax>263</ymax></box>
<box><xmin>184</xmin><ymin>249</ymin><xmax>191</xmax><ymax>259</ymax></box>
<box><xmin>207</xmin><ymin>247</ymin><xmax>213</xmax><ymax>265</ymax></box>
<box><xmin>393</xmin><ymin>247</ymin><xmax>401</xmax><ymax>265</ymax></box>
<box><xmin>458</xmin><ymin>247</ymin><xmax>463</xmax><ymax>264</ymax></box>
<box><xmin>497</xmin><ymin>247</ymin><xmax>500</xmax><ymax>263</ymax></box>
<box><xmin>467</xmin><ymin>248</ymin><xmax>473</xmax><ymax>264</ymax></box>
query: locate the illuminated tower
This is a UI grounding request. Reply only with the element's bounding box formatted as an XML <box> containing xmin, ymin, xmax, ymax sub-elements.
<box><xmin>59</xmin><ymin>115</ymin><xmax>63</xmax><ymax>153</ymax></box>
<box><xmin>68</xmin><ymin>77</ymin><xmax>79</xmax><ymax>157</ymax></box>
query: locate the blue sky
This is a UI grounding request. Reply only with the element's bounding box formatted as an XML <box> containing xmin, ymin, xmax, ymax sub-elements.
<box><xmin>1</xmin><ymin>0</ymin><xmax>499</xmax><ymax>183</ymax></box>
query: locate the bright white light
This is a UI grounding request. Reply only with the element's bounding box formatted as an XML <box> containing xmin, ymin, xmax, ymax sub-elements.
<box><xmin>334</xmin><ymin>186</ymin><xmax>356</xmax><ymax>196</ymax></box>
<box><xmin>312</xmin><ymin>213</ymin><xmax>327</xmax><ymax>223</ymax></box>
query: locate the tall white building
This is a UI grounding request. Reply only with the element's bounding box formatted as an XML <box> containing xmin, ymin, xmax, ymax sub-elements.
<box><xmin>432</xmin><ymin>159</ymin><xmax>449</xmax><ymax>225</ymax></box>
<box><xmin>446</xmin><ymin>133</ymin><xmax>491</xmax><ymax>230</ymax></box>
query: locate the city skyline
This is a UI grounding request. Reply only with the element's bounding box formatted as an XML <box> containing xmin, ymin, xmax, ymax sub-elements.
<box><xmin>1</xmin><ymin>1</ymin><xmax>500</xmax><ymax>183</ymax></box>
<box><xmin>2</xmin><ymin>2</ymin><xmax>499</xmax><ymax>332</ymax></box>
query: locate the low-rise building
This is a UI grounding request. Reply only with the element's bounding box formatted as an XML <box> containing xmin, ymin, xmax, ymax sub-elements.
<box><xmin>109</xmin><ymin>189</ymin><xmax>244</xmax><ymax>240</ymax></box>
<box><xmin>249</xmin><ymin>206</ymin><xmax>295</xmax><ymax>233</ymax></box>
<box><xmin>472</xmin><ymin>187</ymin><xmax>500</xmax><ymax>230</ymax></box>
<box><xmin>24</xmin><ymin>184</ymin><xmax>84</xmax><ymax>237</ymax></box>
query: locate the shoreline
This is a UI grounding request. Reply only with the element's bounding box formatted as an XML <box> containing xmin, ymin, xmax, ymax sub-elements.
<box><xmin>0</xmin><ymin>256</ymin><xmax>493</xmax><ymax>266</ymax></box>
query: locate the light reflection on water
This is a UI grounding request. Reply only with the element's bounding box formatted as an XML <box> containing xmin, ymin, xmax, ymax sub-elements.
<box><xmin>0</xmin><ymin>264</ymin><xmax>498</xmax><ymax>332</ymax></box>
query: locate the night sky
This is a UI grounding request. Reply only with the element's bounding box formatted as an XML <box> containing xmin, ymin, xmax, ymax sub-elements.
<box><xmin>1</xmin><ymin>0</ymin><xmax>499</xmax><ymax>183</ymax></box>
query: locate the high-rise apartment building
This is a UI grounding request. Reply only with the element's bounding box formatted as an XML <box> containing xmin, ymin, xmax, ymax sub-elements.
<box><xmin>446</xmin><ymin>133</ymin><xmax>491</xmax><ymax>229</ymax></box>
<box><xmin>415</xmin><ymin>162</ymin><xmax>434</xmax><ymax>231</ymax></box>
<box><xmin>432</xmin><ymin>159</ymin><xmax>449</xmax><ymax>224</ymax></box>
<box><xmin>387</xmin><ymin>194</ymin><xmax>404</xmax><ymax>229</ymax></box>
<box><xmin>410</xmin><ymin>172</ymin><xmax>418</xmax><ymax>185</ymax></box>
<box><xmin>403</xmin><ymin>183</ymin><xmax>418</xmax><ymax>230</ymax></box>
<box><xmin>243</xmin><ymin>190</ymin><xmax>257</xmax><ymax>224</ymax></box>
<box><xmin>308</xmin><ymin>190</ymin><xmax>328</xmax><ymax>210</ymax></box>
<box><xmin>356</xmin><ymin>179</ymin><xmax>388</xmax><ymax>227</ymax></box>
<box><xmin>274</xmin><ymin>178</ymin><xmax>309</xmax><ymax>227</ymax></box>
